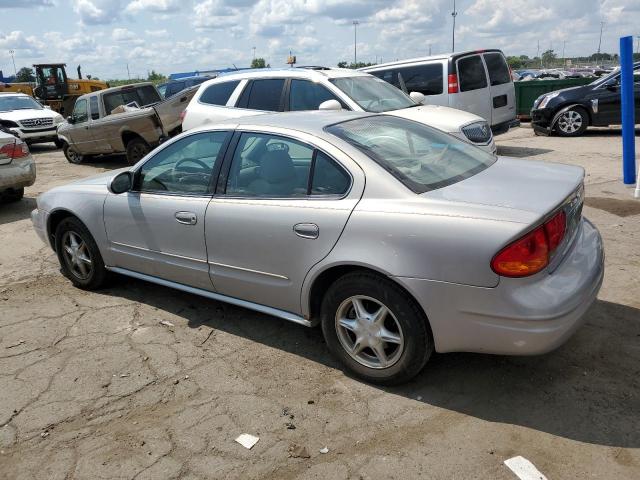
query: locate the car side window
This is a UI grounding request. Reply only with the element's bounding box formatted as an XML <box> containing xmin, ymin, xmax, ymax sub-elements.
<box><xmin>372</xmin><ymin>64</ymin><xmax>444</xmax><ymax>96</ymax></box>
<box><xmin>89</xmin><ymin>96</ymin><xmax>100</xmax><ymax>120</ymax></box>
<box><xmin>225</xmin><ymin>133</ymin><xmax>313</xmax><ymax>197</ymax></box>
<box><xmin>457</xmin><ymin>55</ymin><xmax>488</xmax><ymax>92</ymax></box>
<box><xmin>311</xmin><ymin>151</ymin><xmax>350</xmax><ymax>196</ymax></box>
<box><xmin>237</xmin><ymin>79</ymin><xmax>285</xmax><ymax>111</ymax></box>
<box><xmin>200</xmin><ymin>80</ymin><xmax>240</xmax><ymax>106</ymax></box>
<box><xmin>135</xmin><ymin>131</ymin><xmax>229</xmax><ymax>195</ymax></box>
<box><xmin>72</xmin><ymin>99</ymin><xmax>88</xmax><ymax>123</ymax></box>
<box><xmin>483</xmin><ymin>53</ymin><xmax>511</xmax><ymax>86</ymax></box>
<box><xmin>289</xmin><ymin>80</ymin><xmax>347</xmax><ymax>110</ymax></box>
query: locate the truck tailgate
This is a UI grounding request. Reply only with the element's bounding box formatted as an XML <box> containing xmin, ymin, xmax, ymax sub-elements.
<box><xmin>153</xmin><ymin>85</ymin><xmax>199</xmax><ymax>135</ymax></box>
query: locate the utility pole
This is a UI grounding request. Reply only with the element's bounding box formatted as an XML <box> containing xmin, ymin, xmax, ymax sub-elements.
<box><xmin>429</xmin><ymin>44</ymin><xmax>432</xmax><ymax>56</ymax></box>
<box><xmin>126</xmin><ymin>63</ymin><xmax>130</xmax><ymax>80</ymax></box>
<box><xmin>635</xmin><ymin>36</ymin><xmax>640</xmax><ymax>55</ymax></box>
<box><xmin>537</xmin><ymin>40</ymin><xmax>541</xmax><ymax>68</ymax></box>
<box><xmin>451</xmin><ymin>0</ymin><xmax>457</xmax><ymax>52</ymax></box>
<box><xmin>353</xmin><ymin>20</ymin><xmax>359</xmax><ymax>66</ymax></box>
<box><xmin>252</xmin><ymin>46</ymin><xmax>256</xmax><ymax>61</ymax></box>
<box><xmin>9</xmin><ymin>50</ymin><xmax>16</xmax><ymax>77</ymax></box>
<box><xmin>597</xmin><ymin>21</ymin><xmax>605</xmax><ymax>59</ymax></box>
<box><xmin>562</xmin><ymin>40</ymin><xmax>566</xmax><ymax>67</ymax></box>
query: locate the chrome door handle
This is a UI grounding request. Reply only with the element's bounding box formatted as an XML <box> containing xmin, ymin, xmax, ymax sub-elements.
<box><xmin>175</xmin><ymin>211</ymin><xmax>197</xmax><ymax>225</ymax></box>
<box><xmin>293</xmin><ymin>223</ymin><xmax>319</xmax><ymax>239</ymax></box>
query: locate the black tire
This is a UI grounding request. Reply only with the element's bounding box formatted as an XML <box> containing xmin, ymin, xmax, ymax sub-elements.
<box><xmin>320</xmin><ymin>272</ymin><xmax>433</xmax><ymax>385</ymax></box>
<box><xmin>554</xmin><ymin>107</ymin><xmax>589</xmax><ymax>137</ymax></box>
<box><xmin>63</xmin><ymin>143</ymin><xmax>83</xmax><ymax>164</ymax></box>
<box><xmin>2</xmin><ymin>188</ymin><xmax>24</xmax><ymax>202</ymax></box>
<box><xmin>126</xmin><ymin>137</ymin><xmax>150</xmax><ymax>165</ymax></box>
<box><xmin>55</xmin><ymin>217</ymin><xmax>108</xmax><ymax>290</ymax></box>
<box><xmin>54</xmin><ymin>138</ymin><xmax>64</xmax><ymax>149</ymax></box>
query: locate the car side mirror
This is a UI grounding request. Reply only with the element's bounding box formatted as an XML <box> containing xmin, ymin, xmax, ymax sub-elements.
<box><xmin>318</xmin><ymin>99</ymin><xmax>342</xmax><ymax>111</ymax></box>
<box><xmin>409</xmin><ymin>91</ymin><xmax>426</xmax><ymax>104</ymax></box>
<box><xmin>43</xmin><ymin>105</ymin><xmax>52</xmax><ymax>110</ymax></box>
<box><xmin>67</xmin><ymin>115</ymin><xmax>75</xmax><ymax>124</ymax></box>
<box><xmin>109</xmin><ymin>171</ymin><xmax>133</xmax><ymax>194</ymax></box>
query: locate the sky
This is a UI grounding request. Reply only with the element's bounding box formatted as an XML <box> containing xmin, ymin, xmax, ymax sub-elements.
<box><xmin>0</xmin><ymin>0</ymin><xmax>638</xmax><ymax>80</ymax></box>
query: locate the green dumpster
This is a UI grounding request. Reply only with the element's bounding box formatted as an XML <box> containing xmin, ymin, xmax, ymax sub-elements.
<box><xmin>515</xmin><ymin>78</ymin><xmax>594</xmax><ymax>118</ymax></box>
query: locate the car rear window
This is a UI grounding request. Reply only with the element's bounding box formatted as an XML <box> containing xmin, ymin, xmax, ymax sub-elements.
<box><xmin>457</xmin><ymin>55</ymin><xmax>488</xmax><ymax>92</ymax></box>
<box><xmin>200</xmin><ymin>80</ymin><xmax>240</xmax><ymax>106</ymax></box>
<box><xmin>326</xmin><ymin>115</ymin><xmax>495</xmax><ymax>193</ymax></box>
<box><xmin>103</xmin><ymin>85</ymin><xmax>161</xmax><ymax>114</ymax></box>
<box><xmin>371</xmin><ymin>63</ymin><xmax>444</xmax><ymax>96</ymax></box>
<box><xmin>237</xmin><ymin>79</ymin><xmax>285</xmax><ymax>111</ymax></box>
<box><xmin>484</xmin><ymin>53</ymin><xmax>511</xmax><ymax>86</ymax></box>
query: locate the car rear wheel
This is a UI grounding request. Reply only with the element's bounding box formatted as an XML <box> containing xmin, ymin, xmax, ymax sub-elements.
<box><xmin>126</xmin><ymin>138</ymin><xmax>150</xmax><ymax>165</ymax></box>
<box><xmin>555</xmin><ymin>107</ymin><xmax>588</xmax><ymax>137</ymax></box>
<box><xmin>320</xmin><ymin>272</ymin><xmax>433</xmax><ymax>385</ymax></box>
<box><xmin>63</xmin><ymin>144</ymin><xmax>83</xmax><ymax>164</ymax></box>
<box><xmin>55</xmin><ymin>217</ymin><xmax>108</xmax><ymax>290</ymax></box>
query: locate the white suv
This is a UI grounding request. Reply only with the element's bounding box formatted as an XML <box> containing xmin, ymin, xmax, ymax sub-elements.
<box><xmin>0</xmin><ymin>93</ymin><xmax>65</xmax><ymax>146</ymax></box>
<box><xmin>182</xmin><ymin>67</ymin><xmax>496</xmax><ymax>153</ymax></box>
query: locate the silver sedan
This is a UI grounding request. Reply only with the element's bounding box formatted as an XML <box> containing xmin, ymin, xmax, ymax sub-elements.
<box><xmin>31</xmin><ymin>111</ymin><xmax>604</xmax><ymax>384</ymax></box>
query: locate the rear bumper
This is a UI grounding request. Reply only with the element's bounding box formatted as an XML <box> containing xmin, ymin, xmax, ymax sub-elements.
<box><xmin>396</xmin><ymin>218</ymin><xmax>604</xmax><ymax>355</ymax></box>
<box><xmin>0</xmin><ymin>156</ymin><xmax>36</xmax><ymax>191</ymax></box>
<box><xmin>491</xmin><ymin>118</ymin><xmax>520</xmax><ymax>136</ymax></box>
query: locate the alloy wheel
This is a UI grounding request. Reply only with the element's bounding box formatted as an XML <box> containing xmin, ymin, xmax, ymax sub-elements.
<box><xmin>557</xmin><ymin>110</ymin><xmax>583</xmax><ymax>134</ymax></box>
<box><xmin>335</xmin><ymin>295</ymin><xmax>404</xmax><ymax>369</ymax></box>
<box><xmin>61</xmin><ymin>231</ymin><xmax>93</xmax><ymax>280</ymax></box>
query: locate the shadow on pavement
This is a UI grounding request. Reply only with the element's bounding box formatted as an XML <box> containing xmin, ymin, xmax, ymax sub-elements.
<box><xmin>497</xmin><ymin>145</ymin><xmax>553</xmax><ymax>157</ymax></box>
<box><xmin>98</xmin><ymin>276</ymin><xmax>640</xmax><ymax>449</ymax></box>
<box><xmin>0</xmin><ymin>196</ymin><xmax>37</xmax><ymax>225</ymax></box>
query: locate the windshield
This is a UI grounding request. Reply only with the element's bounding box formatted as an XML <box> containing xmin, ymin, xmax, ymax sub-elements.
<box><xmin>330</xmin><ymin>76</ymin><xmax>416</xmax><ymax>113</ymax></box>
<box><xmin>326</xmin><ymin>115</ymin><xmax>496</xmax><ymax>193</ymax></box>
<box><xmin>590</xmin><ymin>64</ymin><xmax>639</xmax><ymax>87</ymax></box>
<box><xmin>0</xmin><ymin>95</ymin><xmax>43</xmax><ymax>112</ymax></box>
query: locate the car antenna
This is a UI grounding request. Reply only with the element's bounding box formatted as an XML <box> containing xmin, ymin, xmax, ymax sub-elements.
<box><xmin>232</xmin><ymin>64</ymin><xmax>238</xmax><ymax>71</ymax></box>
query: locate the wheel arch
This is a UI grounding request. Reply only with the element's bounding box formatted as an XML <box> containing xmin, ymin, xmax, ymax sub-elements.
<box><xmin>47</xmin><ymin>208</ymin><xmax>80</xmax><ymax>250</ymax></box>
<box><xmin>305</xmin><ymin>263</ymin><xmax>432</xmax><ymax>336</ymax></box>
<box><xmin>551</xmin><ymin>102</ymin><xmax>592</xmax><ymax>130</ymax></box>
<box><xmin>121</xmin><ymin>130</ymin><xmax>146</xmax><ymax>148</ymax></box>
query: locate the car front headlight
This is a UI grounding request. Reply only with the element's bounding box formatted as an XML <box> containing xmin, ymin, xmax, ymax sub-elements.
<box><xmin>538</xmin><ymin>91</ymin><xmax>560</xmax><ymax>109</ymax></box>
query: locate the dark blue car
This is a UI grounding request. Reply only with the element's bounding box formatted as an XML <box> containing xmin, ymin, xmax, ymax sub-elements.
<box><xmin>158</xmin><ymin>76</ymin><xmax>214</xmax><ymax>99</ymax></box>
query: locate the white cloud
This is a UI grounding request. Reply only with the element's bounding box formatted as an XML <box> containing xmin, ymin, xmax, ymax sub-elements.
<box><xmin>72</xmin><ymin>0</ymin><xmax>123</xmax><ymax>25</ymax></box>
<box><xmin>145</xmin><ymin>29</ymin><xmax>168</xmax><ymax>37</ymax></box>
<box><xmin>0</xmin><ymin>0</ymin><xmax>54</xmax><ymax>7</ymax></box>
<box><xmin>125</xmin><ymin>0</ymin><xmax>181</xmax><ymax>14</ymax></box>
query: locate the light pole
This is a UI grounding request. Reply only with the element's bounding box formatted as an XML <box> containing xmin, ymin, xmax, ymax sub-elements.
<box><xmin>562</xmin><ymin>40</ymin><xmax>566</xmax><ymax>67</ymax></box>
<box><xmin>451</xmin><ymin>0</ymin><xmax>457</xmax><ymax>52</ymax></box>
<box><xmin>596</xmin><ymin>21</ymin><xmax>605</xmax><ymax>60</ymax></box>
<box><xmin>353</xmin><ymin>20</ymin><xmax>359</xmax><ymax>66</ymax></box>
<box><xmin>252</xmin><ymin>46</ymin><xmax>256</xmax><ymax>61</ymax></box>
<box><xmin>9</xmin><ymin>49</ymin><xmax>17</xmax><ymax>77</ymax></box>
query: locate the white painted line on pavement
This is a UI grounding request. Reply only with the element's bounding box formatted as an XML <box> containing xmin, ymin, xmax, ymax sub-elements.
<box><xmin>504</xmin><ymin>456</ymin><xmax>549</xmax><ymax>480</ymax></box>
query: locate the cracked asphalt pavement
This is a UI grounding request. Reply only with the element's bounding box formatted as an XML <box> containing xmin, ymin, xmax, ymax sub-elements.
<box><xmin>1</xmin><ymin>125</ymin><xmax>639</xmax><ymax>479</ymax></box>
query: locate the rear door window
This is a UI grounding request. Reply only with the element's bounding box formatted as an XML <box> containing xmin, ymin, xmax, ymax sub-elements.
<box><xmin>237</xmin><ymin>79</ymin><xmax>285</xmax><ymax>111</ymax></box>
<box><xmin>166</xmin><ymin>81</ymin><xmax>185</xmax><ymax>98</ymax></box>
<box><xmin>371</xmin><ymin>64</ymin><xmax>444</xmax><ymax>96</ymax></box>
<box><xmin>457</xmin><ymin>55</ymin><xmax>488</xmax><ymax>92</ymax></box>
<box><xmin>200</xmin><ymin>80</ymin><xmax>240</xmax><ymax>106</ymax></box>
<box><xmin>484</xmin><ymin>53</ymin><xmax>511</xmax><ymax>86</ymax></box>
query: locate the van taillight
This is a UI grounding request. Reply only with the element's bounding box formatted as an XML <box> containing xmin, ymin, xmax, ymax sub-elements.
<box><xmin>491</xmin><ymin>210</ymin><xmax>567</xmax><ymax>277</ymax></box>
<box><xmin>447</xmin><ymin>73</ymin><xmax>459</xmax><ymax>93</ymax></box>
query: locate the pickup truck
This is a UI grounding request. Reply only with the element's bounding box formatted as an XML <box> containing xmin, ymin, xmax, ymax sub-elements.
<box><xmin>57</xmin><ymin>82</ymin><xmax>197</xmax><ymax>165</ymax></box>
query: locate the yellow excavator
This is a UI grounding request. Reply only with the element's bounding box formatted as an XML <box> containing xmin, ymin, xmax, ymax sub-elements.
<box><xmin>0</xmin><ymin>63</ymin><xmax>107</xmax><ymax>115</ymax></box>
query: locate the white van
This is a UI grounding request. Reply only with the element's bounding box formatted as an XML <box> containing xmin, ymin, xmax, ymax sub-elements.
<box><xmin>360</xmin><ymin>49</ymin><xmax>519</xmax><ymax>135</ymax></box>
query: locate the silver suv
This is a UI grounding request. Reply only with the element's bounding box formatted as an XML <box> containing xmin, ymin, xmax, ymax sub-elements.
<box><xmin>182</xmin><ymin>67</ymin><xmax>496</xmax><ymax>153</ymax></box>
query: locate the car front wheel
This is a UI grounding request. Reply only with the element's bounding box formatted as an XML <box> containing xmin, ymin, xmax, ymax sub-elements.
<box><xmin>63</xmin><ymin>144</ymin><xmax>83</xmax><ymax>164</ymax></box>
<box><xmin>55</xmin><ymin>217</ymin><xmax>108</xmax><ymax>290</ymax></box>
<box><xmin>554</xmin><ymin>107</ymin><xmax>588</xmax><ymax>137</ymax></box>
<box><xmin>320</xmin><ymin>272</ymin><xmax>433</xmax><ymax>385</ymax></box>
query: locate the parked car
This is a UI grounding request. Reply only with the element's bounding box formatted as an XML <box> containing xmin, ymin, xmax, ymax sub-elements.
<box><xmin>57</xmin><ymin>82</ymin><xmax>198</xmax><ymax>164</ymax></box>
<box><xmin>0</xmin><ymin>93</ymin><xmax>65</xmax><ymax>147</ymax></box>
<box><xmin>182</xmin><ymin>67</ymin><xmax>496</xmax><ymax>154</ymax></box>
<box><xmin>360</xmin><ymin>49</ymin><xmax>519</xmax><ymax>135</ymax></box>
<box><xmin>531</xmin><ymin>62</ymin><xmax>640</xmax><ymax>136</ymax></box>
<box><xmin>32</xmin><ymin>111</ymin><xmax>603</xmax><ymax>385</ymax></box>
<box><xmin>158</xmin><ymin>76</ymin><xmax>214</xmax><ymax>99</ymax></box>
<box><xmin>1</xmin><ymin>128</ymin><xmax>35</xmax><ymax>201</ymax></box>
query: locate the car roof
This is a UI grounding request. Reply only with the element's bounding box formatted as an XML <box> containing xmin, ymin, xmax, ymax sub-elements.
<box><xmin>360</xmin><ymin>49</ymin><xmax>505</xmax><ymax>70</ymax></box>
<box><xmin>216</xmin><ymin>67</ymin><xmax>370</xmax><ymax>82</ymax></box>
<box><xmin>190</xmin><ymin>110</ymin><xmax>374</xmax><ymax>136</ymax></box>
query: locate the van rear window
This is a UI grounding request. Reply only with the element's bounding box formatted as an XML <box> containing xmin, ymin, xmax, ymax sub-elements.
<box><xmin>484</xmin><ymin>53</ymin><xmax>511</xmax><ymax>86</ymax></box>
<box><xmin>457</xmin><ymin>55</ymin><xmax>488</xmax><ymax>92</ymax></box>
<box><xmin>371</xmin><ymin>64</ymin><xmax>443</xmax><ymax>96</ymax></box>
